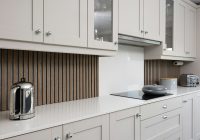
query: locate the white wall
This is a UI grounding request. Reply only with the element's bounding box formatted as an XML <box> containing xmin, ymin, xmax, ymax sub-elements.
<box><xmin>99</xmin><ymin>44</ymin><xmax>144</xmax><ymax>96</ymax></box>
<box><xmin>180</xmin><ymin>8</ymin><xmax>200</xmax><ymax>77</ymax></box>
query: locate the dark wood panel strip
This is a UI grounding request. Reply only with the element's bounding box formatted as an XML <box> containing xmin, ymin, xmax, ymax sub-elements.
<box><xmin>33</xmin><ymin>52</ymin><xmax>38</xmax><ymax>106</ymax></box>
<box><xmin>19</xmin><ymin>51</ymin><xmax>24</xmax><ymax>80</ymax></box>
<box><xmin>42</xmin><ymin>53</ymin><xmax>47</xmax><ymax>105</ymax></box>
<box><xmin>50</xmin><ymin>53</ymin><xmax>55</xmax><ymax>104</ymax></box>
<box><xmin>79</xmin><ymin>55</ymin><xmax>83</xmax><ymax>99</ymax></box>
<box><xmin>69</xmin><ymin>54</ymin><xmax>73</xmax><ymax>101</ymax></box>
<box><xmin>66</xmin><ymin>54</ymin><xmax>70</xmax><ymax>101</ymax></box>
<box><xmin>46</xmin><ymin>53</ymin><xmax>51</xmax><ymax>104</ymax></box>
<box><xmin>37</xmin><ymin>52</ymin><xmax>42</xmax><ymax>106</ymax></box>
<box><xmin>76</xmin><ymin>55</ymin><xmax>80</xmax><ymax>100</ymax></box>
<box><xmin>1</xmin><ymin>50</ymin><xmax>7</xmax><ymax>111</ymax></box>
<box><xmin>59</xmin><ymin>54</ymin><xmax>63</xmax><ymax>102</ymax></box>
<box><xmin>54</xmin><ymin>53</ymin><xmax>59</xmax><ymax>103</ymax></box>
<box><xmin>7</xmin><ymin>50</ymin><xmax>12</xmax><ymax>110</ymax></box>
<box><xmin>62</xmin><ymin>54</ymin><xmax>67</xmax><ymax>102</ymax></box>
<box><xmin>24</xmin><ymin>51</ymin><xmax>29</xmax><ymax>81</ymax></box>
<box><xmin>73</xmin><ymin>54</ymin><xmax>77</xmax><ymax>100</ymax></box>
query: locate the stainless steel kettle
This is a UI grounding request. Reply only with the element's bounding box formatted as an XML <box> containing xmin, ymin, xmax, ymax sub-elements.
<box><xmin>10</xmin><ymin>78</ymin><xmax>35</xmax><ymax>120</ymax></box>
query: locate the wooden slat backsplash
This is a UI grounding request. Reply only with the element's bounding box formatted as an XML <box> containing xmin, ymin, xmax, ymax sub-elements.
<box><xmin>0</xmin><ymin>49</ymin><xmax>99</xmax><ymax>111</ymax></box>
<box><xmin>144</xmin><ymin>60</ymin><xmax>180</xmax><ymax>85</ymax></box>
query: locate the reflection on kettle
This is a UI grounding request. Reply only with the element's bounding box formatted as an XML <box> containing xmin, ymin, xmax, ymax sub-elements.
<box><xmin>9</xmin><ymin>78</ymin><xmax>35</xmax><ymax>120</ymax></box>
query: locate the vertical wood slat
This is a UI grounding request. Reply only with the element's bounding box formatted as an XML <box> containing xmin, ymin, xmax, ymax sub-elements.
<box><xmin>0</xmin><ymin>50</ymin><xmax>99</xmax><ymax>111</ymax></box>
<box><xmin>144</xmin><ymin>60</ymin><xmax>181</xmax><ymax>85</ymax></box>
<box><xmin>1</xmin><ymin>50</ymin><xmax>7</xmax><ymax>111</ymax></box>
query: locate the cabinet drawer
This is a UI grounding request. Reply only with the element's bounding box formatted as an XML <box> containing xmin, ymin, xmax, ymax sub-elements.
<box><xmin>141</xmin><ymin>108</ymin><xmax>182</xmax><ymax>140</ymax></box>
<box><xmin>5</xmin><ymin>126</ymin><xmax>62</xmax><ymax>140</ymax></box>
<box><xmin>141</xmin><ymin>97</ymin><xmax>182</xmax><ymax>120</ymax></box>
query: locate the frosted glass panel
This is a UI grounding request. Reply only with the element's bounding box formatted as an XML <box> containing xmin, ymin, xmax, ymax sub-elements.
<box><xmin>166</xmin><ymin>0</ymin><xmax>174</xmax><ymax>51</ymax></box>
<box><xmin>94</xmin><ymin>0</ymin><xmax>113</xmax><ymax>42</ymax></box>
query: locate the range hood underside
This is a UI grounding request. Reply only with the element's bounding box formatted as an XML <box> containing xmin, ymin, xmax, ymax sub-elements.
<box><xmin>118</xmin><ymin>34</ymin><xmax>161</xmax><ymax>47</ymax></box>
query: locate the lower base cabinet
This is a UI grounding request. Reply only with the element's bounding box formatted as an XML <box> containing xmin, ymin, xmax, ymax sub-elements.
<box><xmin>110</xmin><ymin>107</ymin><xmax>140</xmax><ymax>140</ymax></box>
<box><xmin>5</xmin><ymin>126</ymin><xmax>62</xmax><ymax>140</ymax></box>
<box><xmin>63</xmin><ymin>115</ymin><xmax>109</xmax><ymax>140</ymax></box>
<box><xmin>182</xmin><ymin>94</ymin><xmax>195</xmax><ymax>140</ymax></box>
<box><xmin>194</xmin><ymin>93</ymin><xmax>200</xmax><ymax>140</ymax></box>
<box><xmin>141</xmin><ymin>109</ymin><xmax>182</xmax><ymax>140</ymax></box>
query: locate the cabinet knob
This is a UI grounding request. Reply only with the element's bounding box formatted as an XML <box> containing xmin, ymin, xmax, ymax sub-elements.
<box><xmin>66</xmin><ymin>133</ymin><xmax>73</xmax><ymax>139</ymax></box>
<box><xmin>162</xmin><ymin>115</ymin><xmax>168</xmax><ymax>119</ymax></box>
<box><xmin>141</xmin><ymin>30</ymin><xmax>144</xmax><ymax>33</ymax></box>
<box><xmin>55</xmin><ymin>137</ymin><xmax>61</xmax><ymax>140</ymax></box>
<box><xmin>35</xmin><ymin>29</ymin><xmax>41</xmax><ymax>34</ymax></box>
<box><xmin>185</xmin><ymin>52</ymin><xmax>190</xmax><ymax>54</ymax></box>
<box><xmin>145</xmin><ymin>31</ymin><xmax>148</xmax><ymax>34</ymax></box>
<box><xmin>114</xmin><ymin>42</ymin><xmax>118</xmax><ymax>45</ymax></box>
<box><xmin>162</xmin><ymin>105</ymin><xmax>167</xmax><ymax>109</ymax></box>
<box><xmin>183</xmin><ymin>100</ymin><xmax>188</xmax><ymax>103</ymax></box>
<box><xmin>46</xmin><ymin>31</ymin><xmax>52</xmax><ymax>36</ymax></box>
<box><xmin>136</xmin><ymin>113</ymin><xmax>141</xmax><ymax>118</ymax></box>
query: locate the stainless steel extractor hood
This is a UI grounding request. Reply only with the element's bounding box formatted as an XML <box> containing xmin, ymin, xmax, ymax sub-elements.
<box><xmin>118</xmin><ymin>34</ymin><xmax>162</xmax><ymax>47</ymax></box>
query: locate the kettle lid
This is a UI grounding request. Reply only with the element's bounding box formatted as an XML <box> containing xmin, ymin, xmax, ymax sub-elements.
<box><xmin>12</xmin><ymin>78</ymin><xmax>33</xmax><ymax>89</ymax></box>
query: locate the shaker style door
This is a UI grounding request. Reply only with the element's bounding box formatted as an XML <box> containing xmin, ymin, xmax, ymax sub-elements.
<box><xmin>110</xmin><ymin>108</ymin><xmax>140</xmax><ymax>140</ymax></box>
<box><xmin>44</xmin><ymin>0</ymin><xmax>87</xmax><ymax>47</ymax></box>
<box><xmin>0</xmin><ymin>0</ymin><xmax>43</xmax><ymax>42</ymax></box>
<box><xmin>143</xmin><ymin>0</ymin><xmax>161</xmax><ymax>41</ymax></box>
<box><xmin>63</xmin><ymin>115</ymin><xmax>109</xmax><ymax>140</ymax></box>
<box><xmin>88</xmin><ymin>0</ymin><xmax>118</xmax><ymax>50</ymax></box>
<box><xmin>118</xmin><ymin>0</ymin><xmax>143</xmax><ymax>38</ymax></box>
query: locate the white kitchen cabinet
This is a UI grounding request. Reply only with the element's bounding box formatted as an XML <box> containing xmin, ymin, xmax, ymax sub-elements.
<box><xmin>185</xmin><ymin>4</ymin><xmax>197</xmax><ymax>58</ymax></box>
<box><xmin>87</xmin><ymin>0</ymin><xmax>118</xmax><ymax>50</ymax></box>
<box><xmin>118</xmin><ymin>0</ymin><xmax>142</xmax><ymax>38</ymax></box>
<box><xmin>194</xmin><ymin>93</ymin><xmax>200</xmax><ymax>140</ymax></box>
<box><xmin>143</xmin><ymin>0</ymin><xmax>161</xmax><ymax>41</ymax></box>
<box><xmin>63</xmin><ymin>115</ymin><xmax>109</xmax><ymax>140</ymax></box>
<box><xmin>0</xmin><ymin>0</ymin><xmax>43</xmax><ymax>43</ymax></box>
<box><xmin>145</xmin><ymin>0</ymin><xmax>197</xmax><ymax>61</ymax></box>
<box><xmin>141</xmin><ymin>108</ymin><xmax>182</xmax><ymax>140</ymax></box>
<box><xmin>110</xmin><ymin>107</ymin><xmax>140</xmax><ymax>140</ymax></box>
<box><xmin>5</xmin><ymin>126</ymin><xmax>62</xmax><ymax>140</ymax></box>
<box><xmin>44</xmin><ymin>0</ymin><xmax>87</xmax><ymax>47</ymax></box>
<box><xmin>182</xmin><ymin>94</ymin><xmax>195</xmax><ymax>140</ymax></box>
<box><xmin>119</xmin><ymin>0</ymin><xmax>162</xmax><ymax>41</ymax></box>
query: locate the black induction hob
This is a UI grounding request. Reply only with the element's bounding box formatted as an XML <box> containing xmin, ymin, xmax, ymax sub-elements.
<box><xmin>111</xmin><ymin>90</ymin><xmax>172</xmax><ymax>100</ymax></box>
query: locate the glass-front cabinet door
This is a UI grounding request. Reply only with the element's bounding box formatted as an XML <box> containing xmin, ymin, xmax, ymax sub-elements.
<box><xmin>88</xmin><ymin>0</ymin><xmax>118</xmax><ymax>50</ymax></box>
<box><xmin>163</xmin><ymin>0</ymin><xmax>176</xmax><ymax>56</ymax></box>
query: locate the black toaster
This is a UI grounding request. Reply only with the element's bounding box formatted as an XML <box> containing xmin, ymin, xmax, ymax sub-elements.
<box><xmin>178</xmin><ymin>74</ymin><xmax>199</xmax><ymax>87</ymax></box>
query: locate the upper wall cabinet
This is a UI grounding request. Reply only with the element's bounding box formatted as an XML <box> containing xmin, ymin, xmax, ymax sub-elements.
<box><xmin>44</xmin><ymin>0</ymin><xmax>88</xmax><ymax>47</ymax></box>
<box><xmin>144</xmin><ymin>0</ymin><xmax>197</xmax><ymax>61</ymax></box>
<box><xmin>0</xmin><ymin>0</ymin><xmax>118</xmax><ymax>55</ymax></box>
<box><xmin>0</xmin><ymin>0</ymin><xmax>43</xmax><ymax>42</ymax></box>
<box><xmin>88</xmin><ymin>0</ymin><xmax>118</xmax><ymax>50</ymax></box>
<box><xmin>119</xmin><ymin>0</ymin><xmax>162</xmax><ymax>41</ymax></box>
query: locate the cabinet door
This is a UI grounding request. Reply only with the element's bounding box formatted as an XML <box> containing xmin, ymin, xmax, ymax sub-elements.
<box><xmin>0</xmin><ymin>0</ymin><xmax>43</xmax><ymax>42</ymax></box>
<box><xmin>141</xmin><ymin>109</ymin><xmax>182</xmax><ymax>140</ymax></box>
<box><xmin>182</xmin><ymin>95</ymin><xmax>195</xmax><ymax>140</ymax></box>
<box><xmin>63</xmin><ymin>115</ymin><xmax>109</xmax><ymax>140</ymax></box>
<box><xmin>5</xmin><ymin>126</ymin><xmax>62</xmax><ymax>140</ymax></box>
<box><xmin>185</xmin><ymin>5</ymin><xmax>197</xmax><ymax>58</ymax></box>
<box><xmin>194</xmin><ymin>93</ymin><xmax>200</xmax><ymax>140</ymax></box>
<box><xmin>44</xmin><ymin>0</ymin><xmax>87</xmax><ymax>47</ymax></box>
<box><xmin>118</xmin><ymin>0</ymin><xmax>143</xmax><ymax>38</ymax></box>
<box><xmin>88</xmin><ymin>0</ymin><xmax>118</xmax><ymax>50</ymax></box>
<box><xmin>173</xmin><ymin>0</ymin><xmax>186</xmax><ymax>57</ymax></box>
<box><xmin>110</xmin><ymin>108</ymin><xmax>140</xmax><ymax>140</ymax></box>
<box><xmin>143</xmin><ymin>0</ymin><xmax>161</xmax><ymax>41</ymax></box>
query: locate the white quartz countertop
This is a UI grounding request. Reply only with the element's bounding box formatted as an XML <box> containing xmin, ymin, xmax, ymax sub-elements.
<box><xmin>1</xmin><ymin>86</ymin><xmax>200</xmax><ymax>139</ymax></box>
